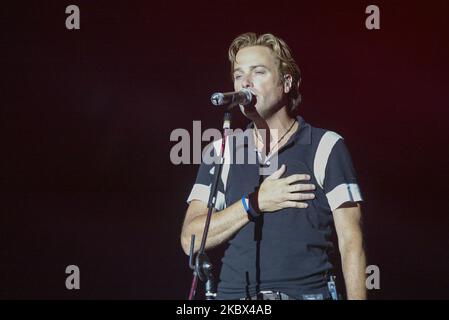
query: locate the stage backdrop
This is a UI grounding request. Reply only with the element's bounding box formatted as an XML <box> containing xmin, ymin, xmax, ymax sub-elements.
<box><xmin>1</xmin><ymin>0</ymin><xmax>448</xmax><ymax>299</ymax></box>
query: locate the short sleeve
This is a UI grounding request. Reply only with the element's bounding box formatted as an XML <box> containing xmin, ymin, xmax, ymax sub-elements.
<box><xmin>313</xmin><ymin>131</ymin><xmax>363</xmax><ymax>211</ymax></box>
<box><xmin>323</xmin><ymin>138</ymin><xmax>363</xmax><ymax>210</ymax></box>
<box><xmin>186</xmin><ymin>142</ymin><xmax>226</xmax><ymax>211</ymax></box>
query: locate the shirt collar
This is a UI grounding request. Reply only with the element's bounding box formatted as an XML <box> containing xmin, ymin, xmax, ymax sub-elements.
<box><xmin>245</xmin><ymin>115</ymin><xmax>312</xmax><ymax>146</ymax></box>
<box><xmin>292</xmin><ymin>116</ymin><xmax>312</xmax><ymax>145</ymax></box>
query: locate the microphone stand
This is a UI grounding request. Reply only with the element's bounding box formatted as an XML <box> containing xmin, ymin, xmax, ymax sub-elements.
<box><xmin>188</xmin><ymin>110</ymin><xmax>232</xmax><ymax>300</ymax></box>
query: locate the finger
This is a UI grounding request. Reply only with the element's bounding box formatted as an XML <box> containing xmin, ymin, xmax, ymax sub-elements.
<box><xmin>286</xmin><ymin>183</ymin><xmax>316</xmax><ymax>192</ymax></box>
<box><xmin>280</xmin><ymin>201</ymin><xmax>308</xmax><ymax>209</ymax></box>
<box><xmin>286</xmin><ymin>193</ymin><xmax>315</xmax><ymax>201</ymax></box>
<box><xmin>266</xmin><ymin>164</ymin><xmax>286</xmax><ymax>180</ymax></box>
<box><xmin>284</xmin><ymin>174</ymin><xmax>311</xmax><ymax>184</ymax></box>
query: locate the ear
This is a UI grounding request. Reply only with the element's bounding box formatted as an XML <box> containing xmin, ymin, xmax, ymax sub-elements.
<box><xmin>283</xmin><ymin>74</ymin><xmax>293</xmax><ymax>93</ymax></box>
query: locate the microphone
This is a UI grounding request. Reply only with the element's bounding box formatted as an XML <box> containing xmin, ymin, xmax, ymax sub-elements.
<box><xmin>210</xmin><ymin>88</ymin><xmax>252</xmax><ymax>107</ymax></box>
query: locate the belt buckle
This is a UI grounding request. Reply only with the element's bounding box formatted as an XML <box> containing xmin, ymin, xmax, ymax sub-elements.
<box><xmin>258</xmin><ymin>290</ymin><xmax>281</xmax><ymax>300</ymax></box>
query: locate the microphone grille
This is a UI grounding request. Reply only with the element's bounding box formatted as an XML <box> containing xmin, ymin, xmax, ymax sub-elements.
<box><xmin>211</xmin><ymin>93</ymin><xmax>224</xmax><ymax>106</ymax></box>
<box><xmin>240</xmin><ymin>88</ymin><xmax>252</xmax><ymax>105</ymax></box>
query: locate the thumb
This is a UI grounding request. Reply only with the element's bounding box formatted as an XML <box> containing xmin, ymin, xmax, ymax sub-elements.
<box><xmin>266</xmin><ymin>164</ymin><xmax>286</xmax><ymax>180</ymax></box>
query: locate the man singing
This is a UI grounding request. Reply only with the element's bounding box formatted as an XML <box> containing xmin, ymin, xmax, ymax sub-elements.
<box><xmin>181</xmin><ymin>33</ymin><xmax>366</xmax><ymax>300</ymax></box>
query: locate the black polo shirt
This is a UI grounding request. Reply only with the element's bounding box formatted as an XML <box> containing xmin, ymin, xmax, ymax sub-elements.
<box><xmin>187</xmin><ymin>116</ymin><xmax>363</xmax><ymax>299</ymax></box>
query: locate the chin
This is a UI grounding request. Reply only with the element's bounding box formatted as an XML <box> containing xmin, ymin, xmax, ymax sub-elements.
<box><xmin>255</xmin><ymin>105</ymin><xmax>272</xmax><ymax>119</ymax></box>
<box><xmin>241</xmin><ymin>109</ymin><xmax>259</xmax><ymax>122</ymax></box>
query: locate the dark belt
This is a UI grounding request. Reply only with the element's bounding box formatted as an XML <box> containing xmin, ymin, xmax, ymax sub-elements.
<box><xmin>241</xmin><ymin>290</ymin><xmax>328</xmax><ymax>300</ymax></box>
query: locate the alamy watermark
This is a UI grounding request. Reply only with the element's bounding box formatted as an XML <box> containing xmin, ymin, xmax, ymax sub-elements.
<box><xmin>365</xmin><ymin>5</ymin><xmax>380</xmax><ymax>30</ymax></box>
<box><xmin>366</xmin><ymin>264</ymin><xmax>380</xmax><ymax>290</ymax></box>
<box><xmin>65</xmin><ymin>5</ymin><xmax>80</xmax><ymax>30</ymax></box>
<box><xmin>65</xmin><ymin>264</ymin><xmax>80</xmax><ymax>290</ymax></box>
<box><xmin>169</xmin><ymin>121</ymin><xmax>279</xmax><ymax>175</ymax></box>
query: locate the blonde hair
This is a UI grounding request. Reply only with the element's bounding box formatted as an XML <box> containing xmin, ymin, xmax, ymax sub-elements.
<box><xmin>228</xmin><ymin>32</ymin><xmax>302</xmax><ymax>114</ymax></box>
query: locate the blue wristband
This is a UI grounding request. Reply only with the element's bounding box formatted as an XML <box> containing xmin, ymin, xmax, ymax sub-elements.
<box><xmin>241</xmin><ymin>196</ymin><xmax>250</xmax><ymax>212</ymax></box>
<box><xmin>242</xmin><ymin>193</ymin><xmax>262</xmax><ymax>220</ymax></box>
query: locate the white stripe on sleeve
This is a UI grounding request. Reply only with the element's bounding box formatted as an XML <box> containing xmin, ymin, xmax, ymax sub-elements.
<box><xmin>313</xmin><ymin>131</ymin><xmax>342</xmax><ymax>189</ymax></box>
<box><xmin>187</xmin><ymin>183</ymin><xmax>226</xmax><ymax>211</ymax></box>
<box><xmin>326</xmin><ymin>183</ymin><xmax>363</xmax><ymax>211</ymax></box>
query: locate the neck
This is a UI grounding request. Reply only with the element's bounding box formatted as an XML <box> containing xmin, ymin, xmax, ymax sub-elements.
<box><xmin>253</xmin><ymin>107</ymin><xmax>298</xmax><ymax>156</ymax></box>
<box><xmin>254</xmin><ymin>106</ymin><xmax>295</xmax><ymax>132</ymax></box>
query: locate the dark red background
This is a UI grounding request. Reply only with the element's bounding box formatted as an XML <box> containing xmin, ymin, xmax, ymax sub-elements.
<box><xmin>1</xmin><ymin>0</ymin><xmax>448</xmax><ymax>299</ymax></box>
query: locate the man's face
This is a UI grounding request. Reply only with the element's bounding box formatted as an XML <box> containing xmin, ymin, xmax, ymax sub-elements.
<box><xmin>233</xmin><ymin>45</ymin><xmax>287</xmax><ymax>119</ymax></box>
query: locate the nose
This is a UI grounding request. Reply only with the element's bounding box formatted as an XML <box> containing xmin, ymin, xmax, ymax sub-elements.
<box><xmin>241</xmin><ymin>74</ymin><xmax>253</xmax><ymax>89</ymax></box>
